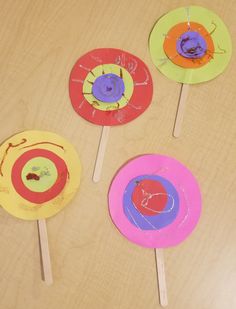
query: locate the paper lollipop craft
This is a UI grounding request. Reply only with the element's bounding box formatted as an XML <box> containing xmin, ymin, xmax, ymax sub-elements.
<box><xmin>69</xmin><ymin>48</ymin><xmax>153</xmax><ymax>182</ymax></box>
<box><xmin>0</xmin><ymin>130</ymin><xmax>81</xmax><ymax>284</ymax></box>
<box><xmin>109</xmin><ymin>154</ymin><xmax>201</xmax><ymax>306</ymax></box>
<box><xmin>149</xmin><ymin>6</ymin><xmax>232</xmax><ymax>137</ymax></box>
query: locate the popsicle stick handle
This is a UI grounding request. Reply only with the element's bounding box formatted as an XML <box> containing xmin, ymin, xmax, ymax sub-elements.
<box><xmin>38</xmin><ymin>219</ymin><xmax>53</xmax><ymax>285</ymax></box>
<box><xmin>93</xmin><ymin>126</ymin><xmax>110</xmax><ymax>183</ymax></box>
<box><xmin>173</xmin><ymin>83</ymin><xmax>189</xmax><ymax>138</ymax></box>
<box><xmin>155</xmin><ymin>249</ymin><xmax>168</xmax><ymax>307</ymax></box>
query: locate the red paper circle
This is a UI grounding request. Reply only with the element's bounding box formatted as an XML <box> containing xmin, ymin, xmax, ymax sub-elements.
<box><xmin>11</xmin><ymin>149</ymin><xmax>68</xmax><ymax>204</ymax></box>
<box><xmin>131</xmin><ymin>179</ymin><xmax>168</xmax><ymax>216</ymax></box>
<box><xmin>69</xmin><ymin>48</ymin><xmax>153</xmax><ymax>126</ymax></box>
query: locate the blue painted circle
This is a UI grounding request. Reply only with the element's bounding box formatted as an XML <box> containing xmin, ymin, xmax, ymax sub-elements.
<box><xmin>176</xmin><ymin>31</ymin><xmax>207</xmax><ymax>59</ymax></box>
<box><xmin>92</xmin><ymin>73</ymin><xmax>125</xmax><ymax>102</ymax></box>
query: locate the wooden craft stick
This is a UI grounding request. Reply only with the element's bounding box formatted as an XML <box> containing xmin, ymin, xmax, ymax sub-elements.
<box><xmin>155</xmin><ymin>249</ymin><xmax>168</xmax><ymax>307</ymax></box>
<box><xmin>37</xmin><ymin>219</ymin><xmax>53</xmax><ymax>285</ymax></box>
<box><xmin>173</xmin><ymin>83</ymin><xmax>189</xmax><ymax>138</ymax></box>
<box><xmin>93</xmin><ymin>126</ymin><xmax>110</xmax><ymax>183</ymax></box>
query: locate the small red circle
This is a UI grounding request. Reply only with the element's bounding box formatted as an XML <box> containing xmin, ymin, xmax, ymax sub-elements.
<box><xmin>131</xmin><ymin>179</ymin><xmax>168</xmax><ymax>216</ymax></box>
<box><xmin>11</xmin><ymin>149</ymin><xmax>68</xmax><ymax>204</ymax></box>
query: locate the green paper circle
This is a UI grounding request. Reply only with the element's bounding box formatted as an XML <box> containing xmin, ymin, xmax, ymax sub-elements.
<box><xmin>83</xmin><ymin>64</ymin><xmax>134</xmax><ymax>111</ymax></box>
<box><xmin>149</xmin><ymin>6</ymin><xmax>232</xmax><ymax>84</ymax></box>
<box><xmin>21</xmin><ymin>157</ymin><xmax>58</xmax><ymax>192</ymax></box>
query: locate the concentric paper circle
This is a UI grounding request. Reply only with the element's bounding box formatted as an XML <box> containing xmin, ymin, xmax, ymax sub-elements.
<box><xmin>12</xmin><ymin>149</ymin><xmax>68</xmax><ymax>204</ymax></box>
<box><xmin>149</xmin><ymin>6</ymin><xmax>232</xmax><ymax>84</ymax></box>
<box><xmin>69</xmin><ymin>48</ymin><xmax>153</xmax><ymax>126</ymax></box>
<box><xmin>0</xmin><ymin>131</ymin><xmax>81</xmax><ymax>220</ymax></box>
<box><xmin>82</xmin><ymin>64</ymin><xmax>134</xmax><ymax>111</ymax></box>
<box><xmin>108</xmin><ymin>155</ymin><xmax>201</xmax><ymax>248</ymax></box>
<box><xmin>163</xmin><ymin>22</ymin><xmax>214</xmax><ymax>69</ymax></box>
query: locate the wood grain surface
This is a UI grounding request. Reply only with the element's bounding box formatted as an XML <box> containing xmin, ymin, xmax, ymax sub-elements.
<box><xmin>0</xmin><ymin>0</ymin><xmax>236</xmax><ymax>308</ymax></box>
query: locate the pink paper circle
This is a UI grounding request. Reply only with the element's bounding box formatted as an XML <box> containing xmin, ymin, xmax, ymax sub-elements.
<box><xmin>108</xmin><ymin>154</ymin><xmax>201</xmax><ymax>248</ymax></box>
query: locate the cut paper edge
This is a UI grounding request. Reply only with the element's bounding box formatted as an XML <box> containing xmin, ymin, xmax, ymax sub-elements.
<box><xmin>69</xmin><ymin>48</ymin><xmax>153</xmax><ymax>125</ymax></box>
<box><xmin>149</xmin><ymin>5</ymin><xmax>232</xmax><ymax>84</ymax></box>
<box><xmin>108</xmin><ymin>154</ymin><xmax>202</xmax><ymax>248</ymax></box>
<box><xmin>0</xmin><ymin>130</ymin><xmax>81</xmax><ymax>220</ymax></box>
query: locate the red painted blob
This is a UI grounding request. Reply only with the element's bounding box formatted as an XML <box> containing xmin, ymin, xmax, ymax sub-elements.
<box><xmin>131</xmin><ymin>179</ymin><xmax>168</xmax><ymax>216</ymax></box>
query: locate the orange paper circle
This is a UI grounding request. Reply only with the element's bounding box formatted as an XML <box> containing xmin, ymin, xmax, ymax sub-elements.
<box><xmin>163</xmin><ymin>22</ymin><xmax>215</xmax><ymax>68</ymax></box>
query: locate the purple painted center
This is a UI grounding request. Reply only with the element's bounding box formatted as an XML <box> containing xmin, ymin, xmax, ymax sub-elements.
<box><xmin>123</xmin><ymin>175</ymin><xmax>179</xmax><ymax>231</ymax></box>
<box><xmin>92</xmin><ymin>73</ymin><xmax>125</xmax><ymax>103</ymax></box>
<box><xmin>176</xmin><ymin>31</ymin><xmax>207</xmax><ymax>59</ymax></box>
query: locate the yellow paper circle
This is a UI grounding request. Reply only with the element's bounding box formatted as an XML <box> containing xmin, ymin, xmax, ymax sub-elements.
<box><xmin>149</xmin><ymin>6</ymin><xmax>232</xmax><ymax>84</ymax></box>
<box><xmin>0</xmin><ymin>130</ymin><xmax>81</xmax><ymax>220</ymax></box>
<box><xmin>83</xmin><ymin>64</ymin><xmax>134</xmax><ymax>111</ymax></box>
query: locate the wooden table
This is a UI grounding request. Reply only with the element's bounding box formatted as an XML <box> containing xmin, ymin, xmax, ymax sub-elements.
<box><xmin>0</xmin><ymin>0</ymin><xmax>235</xmax><ymax>308</ymax></box>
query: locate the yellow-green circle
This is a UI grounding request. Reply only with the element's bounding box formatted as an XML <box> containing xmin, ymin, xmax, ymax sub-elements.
<box><xmin>83</xmin><ymin>64</ymin><xmax>134</xmax><ymax>111</ymax></box>
<box><xmin>149</xmin><ymin>6</ymin><xmax>232</xmax><ymax>84</ymax></box>
<box><xmin>21</xmin><ymin>157</ymin><xmax>58</xmax><ymax>192</ymax></box>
